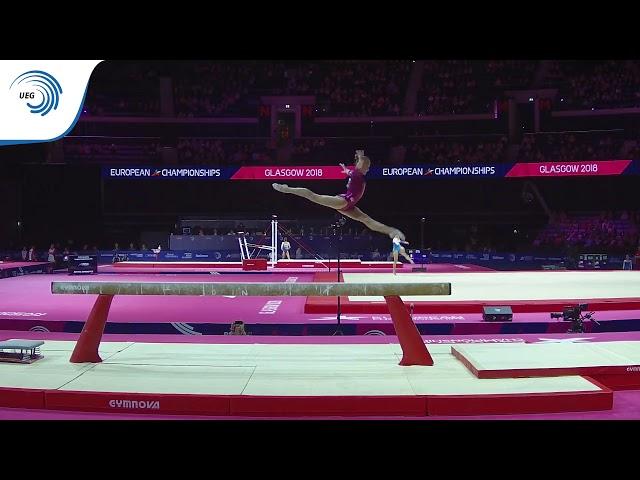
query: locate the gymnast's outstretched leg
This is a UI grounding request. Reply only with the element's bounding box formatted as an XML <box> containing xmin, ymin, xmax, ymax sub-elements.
<box><xmin>399</xmin><ymin>247</ymin><xmax>414</xmax><ymax>264</ymax></box>
<box><xmin>273</xmin><ymin>184</ymin><xmax>348</xmax><ymax>209</ymax></box>
<box><xmin>340</xmin><ymin>207</ymin><xmax>406</xmax><ymax>241</ymax></box>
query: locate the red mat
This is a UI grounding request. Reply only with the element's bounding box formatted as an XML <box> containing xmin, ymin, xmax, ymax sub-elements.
<box><xmin>451</xmin><ymin>347</ymin><xmax>640</xmax><ymax>390</ymax></box>
<box><xmin>304</xmin><ymin>273</ymin><xmax>640</xmax><ymax>314</ymax></box>
<box><xmin>0</xmin><ymin>385</ymin><xmax>610</xmax><ymax>417</ymax></box>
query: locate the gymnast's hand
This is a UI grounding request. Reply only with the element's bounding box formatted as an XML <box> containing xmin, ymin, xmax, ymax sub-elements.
<box><xmin>339</xmin><ymin>163</ymin><xmax>349</xmax><ymax>174</ymax></box>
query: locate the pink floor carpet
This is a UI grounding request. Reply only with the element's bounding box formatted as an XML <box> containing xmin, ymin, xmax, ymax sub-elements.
<box><xmin>1</xmin><ymin>273</ymin><xmax>637</xmax><ymax>327</ymax></box>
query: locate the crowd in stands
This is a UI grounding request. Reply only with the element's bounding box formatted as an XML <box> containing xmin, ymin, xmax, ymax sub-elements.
<box><xmin>173</xmin><ymin>62</ymin><xmax>254</xmax><ymax>117</ymax></box>
<box><xmin>291</xmin><ymin>138</ymin><xmax>328</xmax><ymax>158</ymax></box>
<box><xmin>313</xmin><ymin>61</ymin><xmax>410</xmax><ymax>116</ymax></box>
<box><xmin>625</xmin><ymin>140</ymin><xmax>640</xmax><ymax>160</ymax></box>
<box><xmin>83</xmin><ymin>62</ymin><xmax>161</xmax><ymax>116</ymax></box>
<box><xmin>81</xmin><ymin>60</ymin><xmax>640</xmax><ymax>118</ymax></box>
<box><xmin>84</xmin><ymin>97</ymin><xmax>160</xmax><ymax>117</ymax></box>
<box><xmin>533</xmin><ymin>211</ymin><xmax>640</xmax><ymax>254</ymax></box>
<box><xmin>63</xmin><ymin>129</ymin><xmax>633</xmax><ymax>166</ymax></box>
<box><xmin>88</xmin><ymin>60</ymin><xmax>412</xmax><ymax>118</ymax></box>
<box><xmin>483</xmin><ymin>60</ymin><xmax>538</xmax><ymax>90</ymax></box>
<box><xmin>405</xmin><ymin>135</ymin><xmax>508</xmax><ymax>164</ymax></box>
<box><xmin>418</xmin><ymin>60</ymin><xmax>484</xmax><ymax>115</ymax></box>
<box><xmin>290</xmin><ymin>137</ymin><xmax>390</xmax><ymax>163</ymax></box>
<box><xmin>518</xmin><ymin>131</ymin><xmax>624</xmax><ymax>162</ymax></box>
<box><xmin>62</xmin><ymin>136</ymin><xmax>281</xmax><ymax>165</ymax></box>
<box><xmin>545</xmin><ymin>60</ymin><xmax>640</xmax><ymax>110</ymax></box>
<box><xmin>15</xmin><ymin>240</ymin><xmax>156</xmax><ymax>267</ymax></box>
<box><xmin>173</xmin><ymin>61</ymin><xmax>324</xmax><ymax>116</ymax></box>
<box><xmin>63</xmin><ymin>136</ymin><xmax>391</xmax><ymax>166</ymax></box>
<box><xmin>177</xmin><ymin>136</ymin><xmax>396</xmax><ymax>165</ymax></box>
<box><xmin>73</xmin><ymin>130</ymin><xmax>619</xmax><ymax>168</ymax></box>
<box><xmin>63</xmin><ymin>138</ymin><xmax>161</xmax><ymax>163</ymax></box>
<box><xmin>173</xmin><ymin>60</ymin><xmax>411</xmax><ymax>117</ymax></box>
<box><xmin>18</xmin><ymin>242</ymin><xmax>97</xmax><ymax>265</ymax></box>
<box><xmin>417</xmin><ymin>60</ymin><xmax>538</xmax><ymax>115</ymax></box>
<box><xmin>176</xmin><ymin>138</ymin><xmax>275</xmax><ymax>164</ymax></box>
<box><xmin>176</xmin><ymin>138</ymin><xmax>226</xmax><ymax>164</ymax></box>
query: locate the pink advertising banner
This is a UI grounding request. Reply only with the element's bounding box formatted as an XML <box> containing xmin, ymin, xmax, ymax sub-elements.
<box><xmin>231</xmin><ymin>166</ymin><xmax>347</xmax><ymax>180</ymax></box>
<box><xmin>505</xmin><ymin>160</ymin><xmax>633</xmax><ymax>177</ymax></box>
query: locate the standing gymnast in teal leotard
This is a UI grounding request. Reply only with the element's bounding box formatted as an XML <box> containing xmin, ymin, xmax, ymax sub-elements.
<box><xmin>392</xmin><ymin>236</ymin><xmax>413</xmax><ymax>275</ymax></box>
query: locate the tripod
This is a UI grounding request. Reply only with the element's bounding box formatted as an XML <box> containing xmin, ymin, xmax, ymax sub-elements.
<box><xmin>567</xmin><ymin>312</ymin><xmax>599</xmax><ymax>333</ymax></box>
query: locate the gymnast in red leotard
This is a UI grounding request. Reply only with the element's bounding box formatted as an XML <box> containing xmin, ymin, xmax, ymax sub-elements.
<box><xmin>272</xmin><ymin>150</ymin><xmax>406</xmax><ymax>241</ymax></box>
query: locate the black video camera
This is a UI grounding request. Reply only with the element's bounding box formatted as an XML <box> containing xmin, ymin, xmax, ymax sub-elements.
<box><xmin>550</xmin><ymin>304</ymin><xmax>598</xmax><ymax>333</ymax></box>
<box><xmin>550</xmin><ymin>304</ymin><xmax>588</xmax><ymax>320</ymax></box>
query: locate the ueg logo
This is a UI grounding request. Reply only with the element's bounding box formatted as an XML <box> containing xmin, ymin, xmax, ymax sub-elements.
<box><xmin>108</xmin><ymin>399</ymin><xmax>160</xmax><ymax>410</ymax></box>
<box><xmin>10</xmin><ymin>71</ymin><xmax>62</xmax><ymax>117</ymax></box>
<box><xmin>1</xmin><ymin>60</ymin><xmax>101</xmax><ymax>144</ymax></box>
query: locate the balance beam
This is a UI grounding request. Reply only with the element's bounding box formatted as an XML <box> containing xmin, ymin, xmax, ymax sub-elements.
<box><xmin>51</xmin><ymin>281</ymin><xmax>450</xmax><ymax>297</ymax></box>
<box><xmin>51</xmin><ymin>281</ymin><xmax>451</xmax><ymax>366</ymax></box>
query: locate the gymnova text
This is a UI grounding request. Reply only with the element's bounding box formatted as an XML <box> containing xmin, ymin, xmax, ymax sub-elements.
<box><xmin>108</xmin><ymin>399</ymin><xmax>160</xmax><ymax>409</ymax></box>
<box><xmin>108</xmin><ymin>168</ymin><xmax>221</xmax><ymax>178</ymax></box>
<box><xmin>0</xmin><ymin>311</ymin><xmax>47</xmax><ymax>316</ymax></box>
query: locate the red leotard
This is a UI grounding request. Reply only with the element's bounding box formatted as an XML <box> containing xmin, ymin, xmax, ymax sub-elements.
<box><xmin>338</xmin><ymin>168</ymin><xmax>366</xmax><ymax>212</ymax></box>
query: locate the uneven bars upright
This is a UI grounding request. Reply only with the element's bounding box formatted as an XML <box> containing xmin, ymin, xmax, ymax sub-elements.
<box><xmin>271</xmin><ymin>215</ymin><xmax>278</xmax><ymax>266</ymax></box>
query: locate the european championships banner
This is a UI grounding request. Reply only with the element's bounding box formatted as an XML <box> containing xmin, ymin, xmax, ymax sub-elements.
<box><xmin>102</xmin><ymin>160</ymin><xmax>638</xmax><ymax>180</ymax></box>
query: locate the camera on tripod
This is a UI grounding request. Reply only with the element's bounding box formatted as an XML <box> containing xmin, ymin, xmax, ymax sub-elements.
<box><xmin>550</xmin><ymin>304</ymin><xmax>588</xmax><ymax>319</ymax></box>
<box><xmin>550</xmin><ymin>304</ymin><xmax>598</xmax><ymax>333</ymax></box>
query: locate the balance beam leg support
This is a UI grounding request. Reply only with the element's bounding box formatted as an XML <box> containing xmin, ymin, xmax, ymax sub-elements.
<box><xmin>70</xmin><ymin>294</ymin><xmax>114</xmax><ymax>363</ymax></box>
<box><xmin>384</xmin><ymin>295</ymin><xmax>433</xmax><ymax>366</ymax></box>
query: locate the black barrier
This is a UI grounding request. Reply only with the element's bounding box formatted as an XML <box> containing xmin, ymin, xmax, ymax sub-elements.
<box><xmin>68</xmin><ymin>255</ymin><xmax>98</xmax><ymax>275</ymax></box>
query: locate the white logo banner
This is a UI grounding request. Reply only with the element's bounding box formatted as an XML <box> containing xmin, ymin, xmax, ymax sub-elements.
<box><xmin>0</xmin><ymin>60</ymin><xmax>103</xmax><ymax>145</ymax></box>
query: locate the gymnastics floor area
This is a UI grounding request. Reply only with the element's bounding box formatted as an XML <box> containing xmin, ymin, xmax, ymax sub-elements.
<box><xmin>1</xmin><ymin>263</ymin><xmax>640</xmax><ymax>418</ymax></box>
